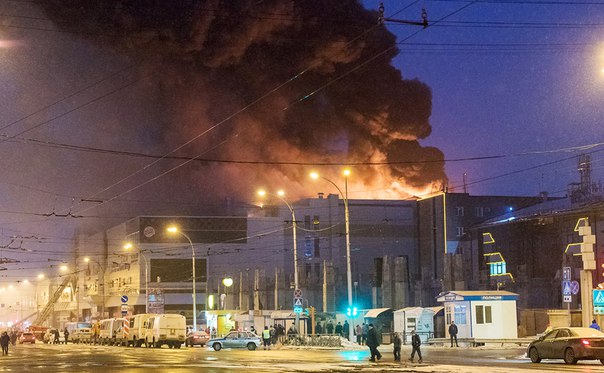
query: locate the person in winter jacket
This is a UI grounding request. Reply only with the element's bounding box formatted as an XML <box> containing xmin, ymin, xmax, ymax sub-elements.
<box><xmin>0</xmin><ymin>332</ymin><xmax>10</xmax><ymax>355</ymax></box>
<box><xmin>448</xmin><ymin>321</ymin><xmax>459</xmax><ymax>347</ymax></box>
<box><xmin>366</xmin><ymin>324</ymin><xmax>381</xmax><ymax>362</ymax></box>
<box><xmin>392</xmin><ymin>332</ymin><xmax>401</xmax><ymax>362</ymax></box>
<box><xmin>409</xmin><ymin>330</ymin><xmax>422</xmax><ymax>363</ymax></box>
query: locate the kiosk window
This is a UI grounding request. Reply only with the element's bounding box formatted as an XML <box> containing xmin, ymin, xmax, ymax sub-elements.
<box><xmin>454</xmin><ymin>304</ymin><xmax>467</xmax><ymax>325</ymax></box>
<box><xmin>475</xmin><ymin>305</ymin><xmax>492</xmax><ymax>324</ymax></box>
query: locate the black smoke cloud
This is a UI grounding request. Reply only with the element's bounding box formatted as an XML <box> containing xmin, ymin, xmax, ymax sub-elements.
<box><xmin>39</xmin><ymin>0</ymin><xmax>446</xmax><ymax>200</ymax></box>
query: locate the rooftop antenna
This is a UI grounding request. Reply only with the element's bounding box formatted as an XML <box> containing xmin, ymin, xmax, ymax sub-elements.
<box><xmin>463</xmin><ymin>172</ymin><xmax>468</xmax><ymax>194</ymax></box>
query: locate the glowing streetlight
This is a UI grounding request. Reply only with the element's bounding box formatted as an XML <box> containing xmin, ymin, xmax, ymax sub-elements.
<box><xmin>166</xmin><ymin>225</ymin><xmax>198</xmax><ymax>331</ymax></box>
<box><xmin>124</xmin><ymin>242</ymin><xmax>148</xmax><ymax>313</ymax></box>
<box><xmin>309</xmin><ymin>169</ymin><xmax>354</xmax><ymax>342</ymax></box>
<box><xmin>37</xmin><ymin>274</ymin><xmax>44</xmax><ymax>280</ymax></box>
<box><xmin>257</xmin><ymin>188</ymin><xmax>301</xmax><ymax>330</ymax></box>
<box><xmin>59</xmin><ymin>265</ymin><xmax>68</xmax><ymax>272</ymax></box>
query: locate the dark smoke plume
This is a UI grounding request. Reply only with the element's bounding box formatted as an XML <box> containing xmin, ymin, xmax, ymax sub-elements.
<box><xmin>39</xmin><ymin>0</ymin><xmax>446</xmax><ymax>201</ymax></box>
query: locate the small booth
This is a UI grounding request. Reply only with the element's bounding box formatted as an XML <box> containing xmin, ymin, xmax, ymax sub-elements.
<box><xmin>436</xmin><ymin>290</ymin><xmax>519</xmax><ymax>340</ymax></box>
<box><xmin>393</xmin><ymin>307</ymin><xmax>437</xmax><ymax>344</ymax></box>
<box><xmin>363</xmin><ymin>308</ymin><xmax>393</xmax><ymax>344</ymax></box>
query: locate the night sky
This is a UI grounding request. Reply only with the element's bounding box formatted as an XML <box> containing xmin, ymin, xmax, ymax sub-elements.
<box><xmin>0</xmin><ymin>0</ymin><xmax>603</xmax><ymax>280</ymax></box>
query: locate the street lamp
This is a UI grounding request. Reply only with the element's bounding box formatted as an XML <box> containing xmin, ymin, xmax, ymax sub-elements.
<box><xmin>166</xmin><ymin>225</ymin><xmax>197</xmax><ymax>332</ymax></box>
<box><xmin>257</xmin><ymin>189</ymin><xmax>301</xmax><ymax>331</ymax></box>
<box><xmin>124</xmin><ymin>242</ymin><xmax>149</xmax><ymax>313</ymax></box>
<box><xmin>222</xmin><ymin>277</ymin><xmax>233</xmax><ymax>310</ymax></box>
<box><xmin>310</xmin><ymin>169</ymin><xmax>354</xmax><ymax>342</ymax></box>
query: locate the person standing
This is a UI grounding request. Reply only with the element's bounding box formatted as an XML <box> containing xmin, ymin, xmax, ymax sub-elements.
<box><xmin>262</xmin><ymin>326</ymin><xmax>271</xmax><ymax>350</ymax></box>
<box><xmin>392</xmin><ymin>332</ymin><xmax>401</xmax><ymax>362</ymax></box>
<box><xmin>448</xmin><ymin>321</ymin><xmax>459</xmax><ymax>347</ymax></box>
<box><xmin>589</xmin><ymin>319</ymin><xmax>601</xmax><ymax>331</ymax></box>
<box><xmin>64</xmin><ymin>327</ymin><xmax>70</xmax><ymax>344</ymax></box>
<box><xmin>315</xmin><ymin>322</ymin><xmax>323</xmax><ymax>335</ymax></box>
<box><xmin>343</xmin><ymin>320</ymin><xmax>350</xmax><ymax>340</ymax></box>
<box><xmin>355</xmin><ymin>325</ymin><xmax>362</xmax><ymax>345</ymax></box>
<box><xmin>366</xmin><ymin>323</ymin><xmax>381</xmax><ymax>362</ymax></box>
<box><xmin>409</xmin><ymin>330</ymin><xmax>422</xmax><ymax>363</ymax></box>
<box><xmin>0</xmin><ymin>332</ymin><xmax>9</xmax><ymax>355</ymax></box>
<box><xmin>53</xmin><ymin>329</ymin><xmax>60</xmax><ymax>344</ymax></box>
<box><xmin>335</xmin><ymin>322</ymin><xmax>343</xmax><ymax>336</ymax></box>
<box><xmin>326</xmin><ymin>320</ymin><xmax>334</xmax><ymax>335</ymax></box>
<box><xmin>362</xmin><ymin>323</ymin><xmax>368</xmax><ymax>345</ymax></box>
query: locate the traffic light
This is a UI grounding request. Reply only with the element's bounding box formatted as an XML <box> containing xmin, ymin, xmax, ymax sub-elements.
<box><xmin>346</xmin><ymin>306</ymin><xmax>358</xmax><ymax>317</ymax></box>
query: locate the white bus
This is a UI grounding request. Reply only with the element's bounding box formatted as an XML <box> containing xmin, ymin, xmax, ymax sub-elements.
<box><xmin>143</xmin><ymin>314</ymin><xmax>186</xmax><ymax>348</ymax></box>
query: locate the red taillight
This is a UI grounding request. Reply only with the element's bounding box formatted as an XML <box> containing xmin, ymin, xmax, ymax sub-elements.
<box><xmin>581</xmin><ymin>339</ymin><xmax>590</xmax><ymax>346</ymax></box>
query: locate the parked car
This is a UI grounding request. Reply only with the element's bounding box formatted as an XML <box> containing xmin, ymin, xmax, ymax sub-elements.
<box><xmin>18</xmin><ymin>332</ymin><xmax>36</xmax><ymax>344</ymax></box>
<box><xmin>527</xmin><ymin>327</ymin><xmax>604</xmax><ymax>365</ymax></box>
<box><xmin>208</xmin><ymin>331</ymin><xmax>261</xmax><ymax>351</ymax></box>
<box><xmin>185</xmin><ymin>331</ymin><xmax>210</xmax><ymax>347</ymax></box>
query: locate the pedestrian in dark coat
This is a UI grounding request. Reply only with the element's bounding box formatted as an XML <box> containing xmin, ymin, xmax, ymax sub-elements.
<box><xmin>409</xmin><ymin>330</ymin><xmax>422</xmax><ymax>363</ymax></box>
<box><xmin>448</xmin><ymin>321</ymin><xmax>459</xmax><ymax>347</ymax></box>
<box><xmin>362</xmin><ymin>323</ymin><xmax>368</xmax><ymax>345</ymax></box>
<box><xmin>366</xmin><ymin>324</ymin><xmax>382</xmax><ymax>362</ymax></box>
<box><xmin>326</xmin><ymin>320</ymin><xmax>334</xmax><ymax>335</ymax></box>
<box><xmin>64</xmin><ymin>328</ymin><xmax>69</xmax><ymax>344</ymax></box>
<box><xmin>53</xmin><ymin>329</ymin><xmax>60</xmax><ymax>344</ymax></box>
<box><xmin>335</xmin><ymin>322</ymin><xmax>343</xmax><ymax>336</ymax></box>
<box><xmin>0</xmin><ymin>332</ymin><xmax>10</xmax><ymax>355</ymax></box>
<box><xmin>343</xmin><ymin>320</ymin><xmax>350</xmax><ymax>340</ymax></box>
<box><xmin>315</xmin><ymin>322</ymin><xmax>322</xmax><ymax>335</ymax></box>
<box><xmin>392</xmin><ymin>332</ymin><xmax>401</xmax><ymax>361</ymax></box>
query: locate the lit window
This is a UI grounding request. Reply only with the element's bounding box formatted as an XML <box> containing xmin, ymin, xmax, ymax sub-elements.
<box><xmin>476</xmin><ymin>305</ymin><xmax>492</xmax><ymax>324</ymax></box>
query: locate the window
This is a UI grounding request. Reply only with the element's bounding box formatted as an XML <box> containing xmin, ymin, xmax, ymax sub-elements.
<box><xmin>456</xmin><ymin>227</ymin><xmax>465</xmax><ymax>237</ymax></box>
<box><xmin>454</xmin><ymin>304</ymin><xmax>467</xmax><ymax>324</ymax></box>
<box><xmin>490</xmin><ymin>262</ymin><xmax>506</xmax><ymax>276</ymax></box>
<box><xmin>313</xmin><ymin>215</ymin><xmax>320</xmax><ymax>229</ymax></box>
<box><xmin>304</xmin><ymin>215</ymin><xmax>311</xmax><ymax>230</ymax></box>
<box><xmin>455</xmin><ymin>207</ymin><xmax>464</xmax><ymax>216</ymax></box>
<box><xmin>314</xmin><ymin>238</ymin><xmax>320</xmax><ymax>257</ymax></box>
<box><xmin>475</xmin><ymin>305</ymin><xmax>492</xmax><ymax>324</ymax></box>
<box><xmin>474</xmin><ymin>207</ymin><xmax>484</xmax><ymax>217</ymax></box>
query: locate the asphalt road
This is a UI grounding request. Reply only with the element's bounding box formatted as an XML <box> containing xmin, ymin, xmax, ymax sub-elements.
<box><xmin>1</xmin><ymin>342</ymin><xmax>603</xmax><ymax>372</ymax></box>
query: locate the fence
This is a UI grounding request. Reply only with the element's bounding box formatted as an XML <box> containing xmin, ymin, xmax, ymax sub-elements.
<box><xmin>284</xmin><ymin>334</ymin><xmax>342</xmax><ymax>347</ymax></box>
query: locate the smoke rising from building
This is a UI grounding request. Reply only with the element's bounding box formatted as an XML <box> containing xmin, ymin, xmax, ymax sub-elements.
<box><xmin>39</xmin><ymin>0</ymin><xmax>447</xmax><ymax>202</ymax></box>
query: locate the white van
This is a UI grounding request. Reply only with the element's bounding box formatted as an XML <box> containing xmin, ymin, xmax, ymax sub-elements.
<box><xmin>99</xmin><ymin>318</ymin><xmax>127</xmax><ymax>345</ymax></box>
<box><xmin>69</xmin><ymin>322</ymin><xmax>92</xmax><ymax>343</ymax></box>
<box><xmin>127</xmin><ymin>313</ymin><xmax>157</xmax><ymax>347</ymax></box>
<box><xmin>143</xmin><ymin>314</ymin><xmax>186</xmax><ymax>348</ymax></box>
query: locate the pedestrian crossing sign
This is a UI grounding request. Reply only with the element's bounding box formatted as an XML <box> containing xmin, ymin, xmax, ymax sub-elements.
<box><xmin>594</xmin><ymin>290</ymin><xmax>604</xmax><ymax>306</ymax></box>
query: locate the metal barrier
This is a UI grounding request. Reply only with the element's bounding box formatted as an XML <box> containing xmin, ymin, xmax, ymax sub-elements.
<box><xmin>284</xmin><ymin>334</ymin><xmax>342</xmax><ymax>347</ymax></box>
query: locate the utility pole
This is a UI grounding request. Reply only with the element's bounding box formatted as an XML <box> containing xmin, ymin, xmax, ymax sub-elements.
<box><xmin>378</xmin><ymin>2</ymin><xmax>428</xmax><ymax>28</ymax></box>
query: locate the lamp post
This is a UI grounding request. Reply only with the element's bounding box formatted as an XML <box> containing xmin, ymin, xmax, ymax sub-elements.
<box><xmin>166</xmin><ymin>226</ymin><xmax>197</xmax><ymax>332</ymax></box>
<box><xmin>222</xmin><ymin>277</ymin><xmax>233</xmax><ymax>309</ymax></box>
<box><xmin>310</xmin><ymin>169</ymin><xmax>354</xmax><ymax>342</ymax></box>
<box><xmin>124</xmin><ymin>242</ymin><xmax>148</xmax><ymax>313</ymax></box>
<box><xmin>257</xmin><ymin>189</ymin><xmax>300</xmax><ymax>331</ymax></box>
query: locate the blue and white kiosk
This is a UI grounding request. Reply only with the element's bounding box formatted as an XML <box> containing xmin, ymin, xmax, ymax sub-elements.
<box><xmin>436</xmin><ymin>291</ymin><xmax>519</xmax><ymax>340</ymax></box>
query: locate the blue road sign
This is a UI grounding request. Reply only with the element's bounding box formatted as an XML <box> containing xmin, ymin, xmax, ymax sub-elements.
<box><xmin>562</xmin><ymin>281</ymin><xmax>572</xmax><ymax>296</ymax></box>
<box><xmin>594</xmin><ymin>290</ymin><xmax>604</xmax><ymax>306</ymax></box>
<box><xmin>121</xmin><ymin>295</ymin><xmax>129</xmax><ymax>304</ymax></box>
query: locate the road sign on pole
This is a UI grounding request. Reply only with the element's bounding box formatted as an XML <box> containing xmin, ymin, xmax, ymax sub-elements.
<box><xmin>562</xmin><ymin>267</ymin><xmax>571</xmax><ymax>282</ymax></box>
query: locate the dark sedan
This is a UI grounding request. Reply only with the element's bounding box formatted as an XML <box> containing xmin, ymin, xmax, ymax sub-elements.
<box><xmin>185</xmin><ymin>331</ymin><xmax>210</xmax><ymax>347</ymax></box>
<box><xmin>527</xmin><ymin>327</ymin><xmax>604</xmax><ymax>365</ymax></box>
